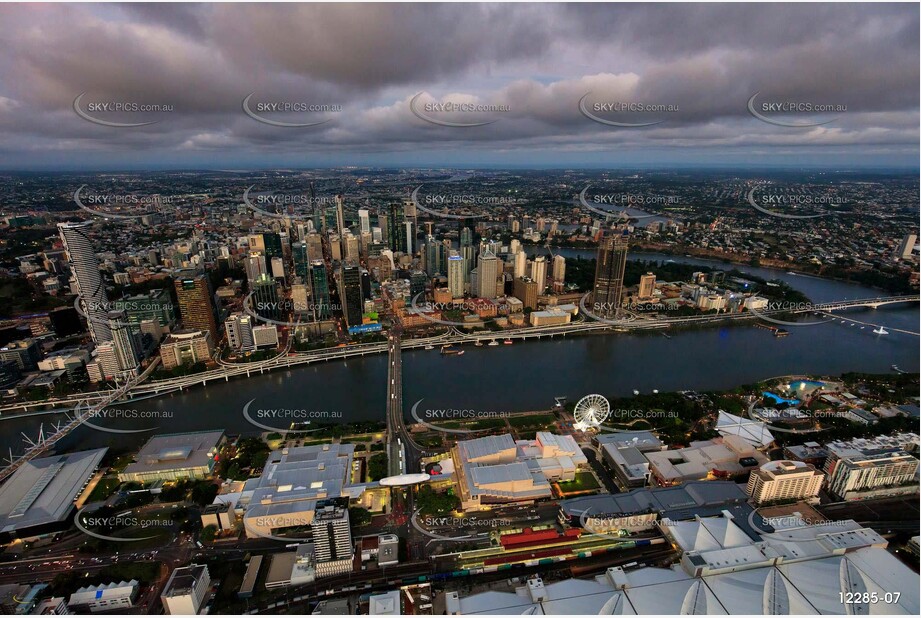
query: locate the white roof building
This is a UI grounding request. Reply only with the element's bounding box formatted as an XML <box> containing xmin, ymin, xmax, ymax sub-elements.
<box><xmin>715</xmin><ymin>411</ymin><xmax>774</xmax><ymax>448</ymax></box>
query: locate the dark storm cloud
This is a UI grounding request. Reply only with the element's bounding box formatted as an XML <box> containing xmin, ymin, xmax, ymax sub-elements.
<box><xmin>0</xmin><ymin>2</ymin><xmax>915</xmax><ymax>169</ymax></box>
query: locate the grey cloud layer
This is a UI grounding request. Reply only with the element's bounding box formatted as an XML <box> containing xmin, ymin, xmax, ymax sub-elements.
<box><xmin>0</xmin><ymin>3</ymin><xmax>916</xmax><ymax>167</ymax></box>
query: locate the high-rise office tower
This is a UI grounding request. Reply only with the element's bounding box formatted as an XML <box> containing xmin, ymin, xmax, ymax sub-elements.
<box><xmin>387</xmin><ymin>203</ymin><xmax>406</xmax><ymax>253</ymax></box>
<box><xmin>509</xmin><ymin>239</ymin><xmax>521</xmax><ymax>255</ymax></box>
<box><xmin>262</xmin><ymin>232</ymin><xmax>283</xmax><ymax>260</ymax></box>
<box><xmin>292</xmin><ymin>241</ymin><xmax>309</xmax><ymax>278</ymax></box>
<box><xmin>225</xmin><ymin>312</ymin><xmax>255</xmax><ymax>351</ymax></box>
<box><xmin>513</xmin><ymin>277</ymin><xmax>539</xmax><ymax>311</ymax></box>
<box><xmin>310</xmin><ymin>260</ymin><xmax>332</xmax><ymax>321</ymax></box>
<box><xmin>328</xmin><ymin>234</ymin><xmax>342</xmax><ymax>261</ymax></box>
<box><xmin>335</xmin><ymin>195</ymin><xmax>346</xmax><ymax>237</ymax></box>
<box><xmin>552</xmin><ymin>254</ymin><xmax>566</xmax><ymax>286</ymax></box>
<box><xmin>338</xmin><ymin>264</ymin><xmax>363</xmax><ymax>328</ymax></box>
<box><xmin>410</xmin><ymin>271</ymin><xmax>427</xmax><ymax>299</ymax></box>
<box><xmin>306</xmin><ymin>232</ymin><xmax>324</xmax><ymax>262</ymax></box>
<box><xmin>424</xmin><ymin>236</ymin><xmax>445</xmax><ymax>276</ymax></box>
<box><xmin>529</xmin><ymin>255</ymin><xmax>547</xmax><ymax>293</ymax></box>
<box><xmin>475</xmin><ymin>250</ymin><xmax>499</xmax><ymax>299</ymax></box>
<box><xmin>109</xmin><ymin>311</ymin><xmax>140</xmax><ymax>373</ymax></box>
<box><xmin>404</xmin><ymin>221</ymin><xmax>415</xmax><ymax>255</ymax></box>
<box><xmin>323</xmin><ymin>206</ymin><xmax>338</xmax><ymax>234</ymax></box>
<box><xmin>358</xmin><ymin>209</ymin><xmax>371</xmax><ymax>235</ymax></box>
<box><xmin>593</xmin><ymin>231</ymin><xmax>629</xmax><ymax>318</ymax></box>
<box><xmin>291</xmin><ymin>283</ymin><xmax>310</xmax><ymax>316</ymax></box>
<box><xmin>311</xmin><ymin>503</ymin><xmax>353</xmax><ymax>578</ymax></box>
<box><xmin>251</xmin><ymin>274</ymin><xmax>279</xmax><ymax>321</ymax></box>
<box><xmin>460</xmin><ymin>226</ymin><xmax>473</xmax><ymax>248</ymax></box>
<box><xmin>244</xmin><ymin>253</ymin><xmax>267</xmax><ymax>282</ymax></box>
<box><xmin>513</xmin><ymin>250</ymin><xmax>527</xmax><ymax>279</ymax></box>
<box><xmin>447</xmin><ymin>254</ymin><xmax>465</xmax><ymax>299</ymax></box>
<box><xmin>271</xmin><ymin>257</ymin><xmax>286</xmax><ymax>281</ymax></box>
<box><xmin>58</xmin><ymin>221</ymin><xmax>111</xmax><ymax>344</ymax></box>
<box><xmin>638</xmin><ymin>272</ymin><xmax>657</xmax><ymax>299</ymax></box>
<box><xmin>174</xmin><ymin>273</ymin><xmax>219</xmax><ymax>342</ymax></box>
<box><xmin>344</xmin><ymin>232</ymin><xmax>360</xmax><ymax>263</ymax></box>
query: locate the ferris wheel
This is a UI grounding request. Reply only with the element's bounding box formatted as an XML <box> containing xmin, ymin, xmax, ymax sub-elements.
<box><xmin>573</xmin><ymin>394</ymin><xmax>611</xmax><ymax>431</ymax></box>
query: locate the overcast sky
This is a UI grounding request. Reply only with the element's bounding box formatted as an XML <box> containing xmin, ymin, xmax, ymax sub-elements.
<box><xmin>0</xmin><ymin>2</ymin><xmax>917</xmax><ymax>170</ymax></box>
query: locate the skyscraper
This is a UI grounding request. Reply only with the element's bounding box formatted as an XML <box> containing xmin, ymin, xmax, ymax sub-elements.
<box><xmin>447</xmin><ymin>254</ymin><xmax>465</xmax><ymax>299</ymax></box>
<box><xmin>387</xmin><ymin>203</ymin><xmax>406</xmax><ymax>253</ymax></box>
<box><xmin>338</xmin><ymin>264</ymin><xmax>363</xmax><ymax>329</ymax></box>
<box><xmin>513</xmin><ymin>250</ymin><xmax>527</xmax><ymax>279</ymax></box>
<box><xmin>251</xmin><ymin>274</ymin><xmax>280</xmax><ymax>321</ymax></box>
<box><xmin>174</xmin><ymin>274</ymin><xmax>219</xmax><ymax>341</ymax></box>
<box><xmin>58</xmin><ymin>221</ymin><xmax>111</xmax><ymax>344</ymax></box>
<box><xmin>358</xmin><ymin>209</ymin><xmax>371</xmax><ymax>235</ymax></box>
<box><xmin>529</xmin><ymin>255</ymin><xmax>547</xmax><ymax>293</ymax></box>
<box><xmin>225</xmin><ymin>312</ymin><xmax>255</xmax><ymax>351</ymax></box>
<box><xmin>593</xmin><ymin>231</ymin><xmax>629</xmax><ymax>318</ymax></box>
<box><xmin>244</xmin><ymin>253</ymin><xmax>267</xmax><ymax>281</ymax></box>
<box><xmin>551</xmin><ymin>254</ymin><xmax>566</xmax><ymax>290</ymax></box>
<box><xmin>306</xmin><ymin>232</ymin><xmax>324</xmax><ymax>262</ymax></box>
<box><xmin>638</xmin><ymin>272</ymin><xmax>657</xmax><ymax>299</ymax></box>
<box><xmin>513</xmin><ymin>277</ymin><xmax>539</xmax><ymax>310</ymax></box>
<box><xmin>404</xmin><ymin>220</ymin><xmax>415</xmax><ymax>255</ymax></box>
<box><xmin>311</xmin><ymin>502</ymin><xmax>354</xmax><ymax>578</ymax></box>
<box><xmin>109</xmin><ymin>311</ymin><xmax>140</xmax><ymax>373</ymax></box>
<box><xmin>292</xmin><ymin>241</ymin><xmax>309</xmax><ymax>278</ymax></box>
<box><xmin>310</xmin><ymin>260</ymin><xmax>332</xmax><ymax>321</ymax></box>
<box><xmin>262</xmin><ymin>232</ymin><xmax>283</xmax><ymax>260</ymax></box>
<box><xmin>476</xmin><ymin>250</ymin><xmax>499</xmax><ymax>299</ymax></box>
<box><xmin>424</xmin><ymin>235</ymin><xmax>444</xmax><ymax>276</ymax></box>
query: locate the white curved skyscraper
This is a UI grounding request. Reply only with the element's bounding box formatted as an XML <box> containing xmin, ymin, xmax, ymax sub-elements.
<box><xmin>58</xmin><ymin>221</ymin><xmax>111</xmax><ymax>344</ymax></box>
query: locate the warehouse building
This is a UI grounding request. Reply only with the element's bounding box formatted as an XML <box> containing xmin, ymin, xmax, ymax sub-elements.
<box><xmin>0</xmin><ymin>447</ymin><xmax>107</xmax><ymax>538</ymax></box>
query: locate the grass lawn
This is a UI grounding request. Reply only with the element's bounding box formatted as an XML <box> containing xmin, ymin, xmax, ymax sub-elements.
<box><xmin>509</xmin><ymin>413</ymin><xmax>556</xmax><ymax>429</ymax></box>
<box><xmin>559</xmin><ymin>471</ymin><xmax>601</xmax><ymax>493</ymax></box>
<box><xmin>86</xmin><ymin>476</ymin><xmax>122</xmax><ymax>502</ymax></box>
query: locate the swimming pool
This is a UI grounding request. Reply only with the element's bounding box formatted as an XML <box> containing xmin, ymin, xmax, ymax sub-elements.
<box><xmin>789</xmin><ymin>379</ymin><xmax>825</xmax><ymax>391</ymax></box>
<box><xmin>763</xmin><ymin>392</ymin><xmax>801</xmax><ymax>406</ymax></box>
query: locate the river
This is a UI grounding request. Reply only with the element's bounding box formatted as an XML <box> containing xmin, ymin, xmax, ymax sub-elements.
<box><xmin>1</xmin><ymin>254</ymin><xmax>917</xmax><ymax>457</ymax></box>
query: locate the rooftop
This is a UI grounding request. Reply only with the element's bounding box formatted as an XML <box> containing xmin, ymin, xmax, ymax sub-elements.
<box><xmin>0</xmin><ymin>448</ymin><xmax>108</xmax><ymax>534</ymax></box>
